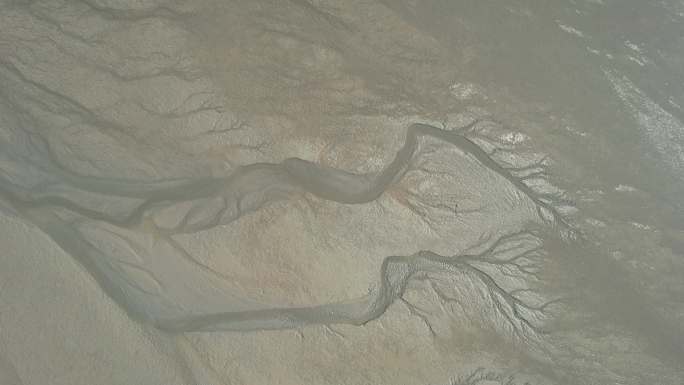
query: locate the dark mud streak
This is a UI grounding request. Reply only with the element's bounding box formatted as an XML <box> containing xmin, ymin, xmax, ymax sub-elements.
<box><xmin>154</xmin><ymin>232</ymin><xmax>546</xmax><ymax>335</ymax></box>
<box><xmin>14</xmin><ymin>121</ymin><xmax>571</xmax><ymax>232</ymax></box>
<box><xmin>0</xmin><ymin>121</ymin><xmax>568</xmax><ymax>334</ymax></box>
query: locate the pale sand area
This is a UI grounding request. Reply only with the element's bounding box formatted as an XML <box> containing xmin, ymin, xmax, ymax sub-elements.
<box><xmin>1</xmin><ymin>0</ymin><xmax>683</xmax><ymax>384</ymax></box>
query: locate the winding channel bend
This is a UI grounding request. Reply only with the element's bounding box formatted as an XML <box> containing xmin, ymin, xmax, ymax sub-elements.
<box><xmin>0</xmin><ymin>121</ymin><xmax>570</xmax><ymax>333</ymax></box>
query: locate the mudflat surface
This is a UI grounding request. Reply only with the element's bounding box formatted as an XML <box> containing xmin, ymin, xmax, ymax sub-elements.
<box><xmin>1</xmin><ymin>1</ymin><xmax>683</xmax><ymax>384</ymax></box>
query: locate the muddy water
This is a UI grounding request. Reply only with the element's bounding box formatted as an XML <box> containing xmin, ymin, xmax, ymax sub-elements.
<box><xmin>0</xmin><ymin>0</ymin><xmax>683</xmax><ymax>384</ymax></box>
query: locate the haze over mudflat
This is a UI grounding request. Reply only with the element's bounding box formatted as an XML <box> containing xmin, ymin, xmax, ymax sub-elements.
<box><xmin>1</xmin><ymin>1</ymin><xmax>683</xmax><ymax>384</ymax></box>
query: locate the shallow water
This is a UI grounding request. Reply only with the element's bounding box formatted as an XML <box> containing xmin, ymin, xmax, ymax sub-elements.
<box><xmin>0</xmin><ymin>0</ymin><xmax>682</xmax><ymax>384</ymax></box>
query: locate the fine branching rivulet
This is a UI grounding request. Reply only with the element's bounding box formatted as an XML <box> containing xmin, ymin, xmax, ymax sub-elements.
<box><xmin>0</xmin><ymin>117</ymin><xmax>572</xmax><ymax>344</ymax></box>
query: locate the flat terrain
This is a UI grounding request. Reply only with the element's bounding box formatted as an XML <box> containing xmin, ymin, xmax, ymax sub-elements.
<box><xmin>1</xmin><ymin>1</ymin><xmax>683</xmax><ymax>384</ymax></box>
